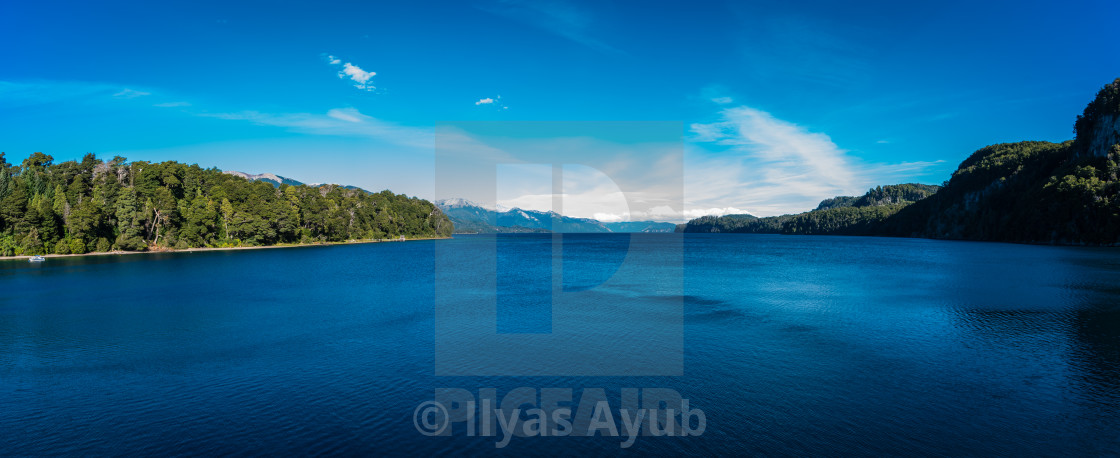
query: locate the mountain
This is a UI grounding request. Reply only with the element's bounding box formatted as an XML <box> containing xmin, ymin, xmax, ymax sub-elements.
<box><xmin>223</xmin><ymin>171</ymin><xmax>306</xmax><ymax>187</ymax></box>
<box><xmin>679</xmin><ymin>184</ymin><xmax>940</xmax><ymax>235</ymax></box>
<box><xmin>225</xmin><ymin>171</ymin><xmax>388</xmax><ymax>197</ymax></box>
<box><xmin>680</xmin><ymin>77</ymin><xmax>1120</xmax><ymax>245</ymax></box>
<box><xmin>878</xmin><ymin>79</ymin><xmax>1120</xmax><ymax>244</ymax></box>
<box><xmin>816</xmin><ymin>183</ymin><xmax>941</xmax><ymax>210</ymax></box>
<box><xmin>435</xmin><ymin>199</ymin><xmax>676</xmax><ymax>234</ymax></box>
<box><xmin>435</xmin><ymin>199</ymin><xmax>548</xmax><ymax>233</ymax></box>
<box><xmin>436</xmin><ymin>198</ymin><xmax>608</xmax><ymax>233</ymax></box>
<box><xmin>876</xmin><ymin>137</ymin><xmax>1117</xmax><ymax>244</ymax></box>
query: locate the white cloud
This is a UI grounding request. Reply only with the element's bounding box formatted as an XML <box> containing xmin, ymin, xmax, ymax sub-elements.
<box><xmin>439</xmin><ymin>131</ymin><xmax>683</xmax><ymax>222</ymax></box>
<box><xmin>442</xmin><ymin>117</ymin><xmax>940</xmax><ymax>223</ymax></box>
<box><xmin>340</xmin><ymin>63</ymin><xmax>374</xmax><ymax>85</ymax></box>
<box><xmin>201</xmin><ymin>107</ymin><xmax>431</xmax><ymax>148</ymax></box>
<box><xmin>592</xmin><ymin>212</ymin><xmax>626</xmax><ymax>222</ymax></box>
<box><xmin>683</xmin><ymin>207</ymin><xmax>748</xmax><ymax>218</ymax></box>
<box><xmin>113</xmin><ymin>88</ymin><xmax>150</xmax><ymax>99</ymax></box>
<box><xmin>154</xmin><ymin>101</ymin><xmax>191</xmax><ymax>107</ymax></box>
<box><xmin>326</xmin><ymin>107</ymin><xmax>363</xmax><ymax>123</ymax></box>
<box><xmin>711</xmin><ymin>96</ymin><xmax>733</xmax><ymax>104</ymax></box>
<box><xmin>686</xmin><ymin>105</ymin><xmax>860</xmax><ymax>216</ymax></box>
<box><xmin>325</xmin><ymin>55</ymin><xmax>376</xmax><ymax>91</ymax></box>
<box><xmin>475</xmin><ymin>95</ymin><xmax>508</xmax><ymax>109</ymax></box>
<box><xmin>685</xmin><ymin>104</ymin><xmax>941</xmax><ymax>217</ymax></box>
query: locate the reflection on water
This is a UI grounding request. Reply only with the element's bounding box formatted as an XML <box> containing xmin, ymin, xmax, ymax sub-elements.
<box><xmin>0</xmin><ymin>234</ymin><xmax>1118</xmax><ymax>455</ymax></box>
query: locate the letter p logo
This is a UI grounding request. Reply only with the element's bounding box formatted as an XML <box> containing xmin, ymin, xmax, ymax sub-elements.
<box><xmin>434</xmin><ymin>122</ymin><xmax>684</xmax><ymax>376</ymax></box>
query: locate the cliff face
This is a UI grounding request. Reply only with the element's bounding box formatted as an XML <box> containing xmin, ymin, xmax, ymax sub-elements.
<box><xmin>1084</xmin><ymin>113</ymin><xmax>1120</xmax><ymax>158</ymax></box>
<box><xmin>1075</xmin><ymin>78</ymin><xmax>1120</xmax><ymax>158</ymax></box>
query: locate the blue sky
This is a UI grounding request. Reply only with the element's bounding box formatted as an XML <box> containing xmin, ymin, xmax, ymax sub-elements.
<box><xmin>2</xmin><ymin>0</ymin><xmax>1118</xmax><ymax>218</ymax></box>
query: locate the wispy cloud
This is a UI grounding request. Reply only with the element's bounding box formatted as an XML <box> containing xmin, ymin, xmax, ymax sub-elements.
<box><xmin>711</xmin><ymin>96</ymin><xmax>733</xmax><ymax>105</ymax></box>
<box><xmin>154</xmin><ymin>101</ymin><xmax>191</xmax><ymax>107</ymax></box>
<box><xmin>326</xmin><ymin>107</ymin><xmax>363</xmax><ymax>123</ymax></box>
<box><xmin>201</xmin><ymin>107</ymin><xmax>431</xmax><ymax>148</ymax></box>
<box><xmin>478</xmin><ymin>0</ymin><xmax>621</xmax><ymax>54</ymax></box>
<box><xmin>686</xmin><ymin>104</ymin><xmax>941</xmax><ymax>216</ymax></box>
<box><xmin>325</xmin><ymin>54</ymin><xmax>376</xmax><ymax>91</ymax></box>
<box><xmin>0</xmin><ymin>81</ymin><xmax>168</xmax><ymax>111</ymax></box>
<box><xmin>113</xmin><ymin>88</ymin><xmax>151</xmax><ymax>99</ymax></box>
<box><xmin>691</xmin><ymin>105</ymin><xmax>859</xmax><ymax>189</ymax></box>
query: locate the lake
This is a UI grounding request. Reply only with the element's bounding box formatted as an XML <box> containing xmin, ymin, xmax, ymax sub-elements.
<box><xmin>1</xmin><ymin>234</ymin><xmax>1118</xmax><ymax>455</ymax></box>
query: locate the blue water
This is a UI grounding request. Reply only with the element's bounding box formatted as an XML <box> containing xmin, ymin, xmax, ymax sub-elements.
<box><xmin>1</xmin><ymin>234</ymin><xmax>1119</xmax><ymax>455</ymax></box>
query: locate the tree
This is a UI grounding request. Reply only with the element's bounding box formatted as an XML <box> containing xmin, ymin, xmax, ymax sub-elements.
<box><xmin>0</xmin><ymin>153</ymin><xmax>455</xmax><ymax>254</ymax></box>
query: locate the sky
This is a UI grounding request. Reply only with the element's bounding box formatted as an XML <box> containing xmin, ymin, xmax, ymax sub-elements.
<box><xmin>2</xmin><ymin>0</ymin><xmax>1119</xmax><ymax>220</ymax></box>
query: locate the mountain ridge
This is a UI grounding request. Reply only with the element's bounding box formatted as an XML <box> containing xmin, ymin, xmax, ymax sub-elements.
<box><xmin>435</xmin><ymin>198</ymin><xmax>677</xmax><ymax>234</ymax></box>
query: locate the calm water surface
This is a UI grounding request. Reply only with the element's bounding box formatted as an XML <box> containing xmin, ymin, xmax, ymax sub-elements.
<box><xmin>1</xmin><ymin>234</ymin><xmax>1118</xmax><ymax>455</ymax></box>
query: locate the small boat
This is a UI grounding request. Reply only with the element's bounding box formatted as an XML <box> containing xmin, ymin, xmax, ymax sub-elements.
<box><xmin>28</xmin><ymin>256</ymin><xmax>45</xmax><ymax>262</ymax></box>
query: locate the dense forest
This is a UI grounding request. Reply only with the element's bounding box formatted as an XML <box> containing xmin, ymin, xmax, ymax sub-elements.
<box><xmin>0</xmin><ymin>153</ymin><xmax>453</xmax><ymax>256</ymax></box>
<box><xmin>875</xmin><ymin>139</ymin><xmax>1118</xmax><ymax>243</ymax></box>
<box><xmin>680</xmin><ymin>183</ymin><xmax>939</xmax><ymax>235</ymax></box>
<box><xmin>680</xmin><ymin>77</ymin><xmax>1120</xmax><ymax>245</ymax></box>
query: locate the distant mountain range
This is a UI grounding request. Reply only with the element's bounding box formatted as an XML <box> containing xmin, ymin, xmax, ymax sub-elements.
<box><xmin>434</xmin><ymin>198</ymin><xmax>678</xmax><ymax>234</ymax></box>
<box><xmin>222</xmin><ymin>171</ymin><xmax>305</xmax><ymax>187</ymax></box>
<box><xmin>223</xmin><ymin>171</ymin><xmax>369</xmax><ymax>193</ymax></box>
<box><xmin>220</xmin><ymin>173</ymin><xmax>677</xmax><ymax>234</ymax></box>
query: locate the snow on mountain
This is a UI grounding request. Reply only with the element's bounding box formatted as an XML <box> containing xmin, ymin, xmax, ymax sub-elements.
<box><xmin>434</xmin><ymin>198</ymin><xmax>676</xmax><ymax>233</ymax></box>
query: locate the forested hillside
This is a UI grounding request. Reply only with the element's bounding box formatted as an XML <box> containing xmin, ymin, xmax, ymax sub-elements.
<box><xmin>680</xmin><ymin>77</ymin><xmax>1120</xmax><ymax>245</ymax></box>
<box><xmin>878</xmin><ymin>79</ymin><xmax>1120</xmax><ymax>244</ymax></box>
<box><xmin>680</xmin><ymin>184</ymin><xmax>939</xmax><ymax>235</ymax></box>
<box><xmin>0</xmin><ymin>153</ymin><xmax>453</xmax><ymax>256</ymax></box>
<box><xmin>879</xmin><ymin>138</ymin><xmax>1118</xmax><ymax>243</ymax></box>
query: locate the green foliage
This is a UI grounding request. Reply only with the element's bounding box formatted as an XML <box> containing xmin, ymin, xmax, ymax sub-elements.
<box><xmin>1074</xmin><ymin>77</ymin><xmax>1120</xmax><ymax>155</ymax></box>
<box><xmin>679</xmin><ymin>214</ymin><xmax>758</xmax><ymax>233</ymax></box>
<box><xmin>683</xmin><ymin>139</ymin><xmax>1120</xmax><ymax>244</ymax></box>
<box><xmin>878</xmin><ymin>139</ymin><xmax>1120</xmax><ymax>244</ymax></box>
<box><xmin>69</xmin><ymin>236</ymin><xmax>87</xmax><ymax>254</ymax></box>
<box><xmin>0</xmin><ymin>236</ymin><xmax>15</xmax><ymax>256</ymax></box>
<box><xmin>852</xmin><ymin>183</ymin><xmax>940</xmax><ymax>207</ymax></box>
<box><xmin>0</xmin><ymin>153</ymin><xmax>454</xmax><ymax>255</ymax></box>
<box><xmin>815</xmin><ymin>196</ymin><xmax>858</xmax><ymax>211</ymax></box>
<box><xmin>682</xmin><ymin>76</ymin><xmax>1120</xmax><ymax>245</ymax></box>
<box><xmin>54</xmin><ymin>238</ymin><xmax>70</xmax><ymax>255</ymax></box>
<box><xmin>681</xmin><ymin>184</ymin><xmax>937</xmax><ymax>235</ymax></box>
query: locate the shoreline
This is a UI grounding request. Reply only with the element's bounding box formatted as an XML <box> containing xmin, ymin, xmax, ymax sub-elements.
<box><xmin>1</xmin><ymin>236</ymin><xmax>452</xmax><ymax>262</ymax></box>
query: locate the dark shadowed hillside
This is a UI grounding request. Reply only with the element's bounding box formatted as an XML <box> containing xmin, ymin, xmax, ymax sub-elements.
<box><xmin>680</xmin><ymin>184</ymin><xmax>939</xmax><ymax>235</ymax></box>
